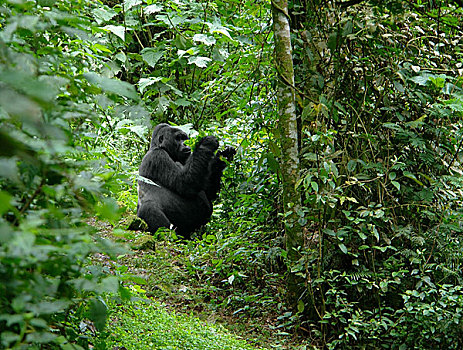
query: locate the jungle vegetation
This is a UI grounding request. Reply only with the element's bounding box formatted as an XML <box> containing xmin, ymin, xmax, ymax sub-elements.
<box><xmin>1</xmin><ymin>0</ymin><xmax>463</xmax><ymax>348</ymax></box>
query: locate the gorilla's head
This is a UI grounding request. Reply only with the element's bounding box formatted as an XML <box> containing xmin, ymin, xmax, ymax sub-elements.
<box><xmin>151</xmin><ymin>124</ymin><xmax>191</xmax><ymax>164</ymax></box>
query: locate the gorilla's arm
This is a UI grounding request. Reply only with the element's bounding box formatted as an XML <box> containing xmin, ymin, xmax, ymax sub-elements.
<box><xmin>139</xmin><ymin>136</ymin><xmax>218</xmax><ymax>197</ymax></box>
<box><xmin>204</xmin><ymin>147</ymin><xmax>236</xmax><ymax>202</ymax></box>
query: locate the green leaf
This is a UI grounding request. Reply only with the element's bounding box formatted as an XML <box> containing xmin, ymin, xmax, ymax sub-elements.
<box><xmin>84</xmin><ymin>73</ymin><xmax>140</xmax><ymax>101</ymax></box>
<box><xmin>193</xmin><ymin>34</ymin><xmax>216</xmax><ymax>46</ymax></box>
<box><xmin>392</xmin><ymin>181</ymin><xmax>401</xmax><ymax>191</ymax></box>
<box><xmin>347</xmin><ymin>159</ymin><xmax>357</xmax><ymax>172</ymax></box>
<box><xmin>124</xmin><ymin>0</ymin><xmax>142</xmax><ymax>10</ymax></box>
<box><xmin>100</xmin><ymin>276</ymin><xmax>120</xmax><ymax>294</ymax></box>
<box><xmin>311</xmin><ymin>181</ymin><xmax>319</xmax><ymax>192</ymax></box>
<box><xmin>30</xmin><ymin>318</ymin><xmax>47</xmax><ymax>329</ymax></box>
<box><xmin>103</xmin><ymin>25</ymin><xmax>125</xmax><ymax>41</ymax></box>
<box><xmin>429</xmin><ymin>74</ymin><xmax>447</xmax><ymax>89</ymax></box>
<box><xmin>89</xmin><ymin>298</ymin><xmax>107</xmax><ymax>332</ymax></box>
<box><xmin>173</xmin><ymin>98</ymin><xmax>191</xmax><ymax>107</ymax></box>
<box><xmin>37</xmin><ymin>0</ymin><xmax>56</xmax><ymax>5</ymax></box>
<box><xmin>327</xmin><ymin>32</ymin><xmax>338</xmax><ymax>51</ymax></box>
<box><xmin>410</xmin><ymin>73</ymin><xmax>433</xmax><ymax>86</ymax></box>
<box><xmin>0</xmin><ymin>70</ymin><xmax>57</xmax><ymax>104</ymax></box>
<box><xmin>141</xmin><ymin>48</ymin><xmax>163</xmax><ymax>67</ymax></box>
<box><xmin>405</xmin><ymin>115</ymin><xmax>427</xmax><ymax>129</ymax></box>
<box><xmin>380</xmin><ymin>280</ymin><xmax>388</xmax><ymax>292</ymax></box>
<box><xmin>93</xmin><ymin>43</ymin><xmax>112</xmax><ymax>53</ymax></box>
<box><xmin>138</xmin><ymin>77</ymin><xmax>164</xmax><ymax>94</ymax></box>
<box><xmin>338</xmin><ymin>243</ymin><xmax>347</xmax><ymax>254</ymax></box>
<box><xmin>266</xmin><ymin>153</ymin><xmax>280</xmax><ymax>173</ymax></box>
<box><xmin>97</xmin><ymin>197</ymin><xmax>120</xmax><ymax>222</ymax></box>
<box><xmin>126</xmin><ymin>124</ymin><xmax>148</xmax><ymax>138</ymax></box>
<box><xmin>173</xmin><ymin>34</ymin><xmax>191</xmax><ymax>50</ymax></box>
<box><xmin>157</xmin><ymin>15</ymin><xmax>184</xmax><ymax>27</ymax></box>
<box><xmin>119</xmin><ymin>286</ymin><xmax>132</xmax><ymax>301</ymax></box>
<box><xmin>297</xmin><ymin>300</ymin><xmax>305</xmax><ymax>313</ymax></box>
<box><xmin>31</xmin><ymin>300</ymin><xmax>70</xmax><ymax>315</ymax></box>
<box><xmin>115</xmin><ymin>51</ymin><xmax>127</xmax><ymax>63</ymax></box>
<box><xmin>342</xmin><ymin>21</ymin><xmax>353</xmax><ymax>36</ymax></box>
<box><xmin>188</xmin><ymin>56</ymin><xmax>212</xmax><ymax>68</ymax></box>
<box><xmin>145</xmin><ymin>4</ymin><xmax>163</xmax><ymax>14</ymax></box>
<box><xmin>228</xmin><ymin>275</ymin><xmax>235</xmax><ymax>285</ymax></box>
<box><xmin>0</xmin><ymin>314</ymin><xmax>24</xmax><ymax>327</ymax></box>
<box><xmin>372</xmin><ymin>226</ymin><xmax>379</xmax><ymax>241</ymax></box>
<box><xmin>93</xmin><ymin>7</ymin><xmax>117</xmax><ymax>24</ymax></box>
<box><xmin>127</xmin><ymin>275</ymin><xmax>147</xmax><ymax>285</ymax></box>
<box><xmin>403</xmin><ymin>171</ymin><xmax>423</xmax><ymax>186</ymax></box>
<box><xmin>207</xmin><ymin>21</ymin><xmax>233</xmax><ymax>40</ymax></box>
<box><xmin>62</xmin><ymin>344</ymin><xmax>85</xmax><ymax>350</ymax></box>
<box><xmin>25</xmin><ymin>332</ymin><xmax>56</xmax><ymax>344</ymax></box>
<box><xmin>0</xmin><ymin>190</ymin><xmax>12</xmax><ymax>214</ymax></box>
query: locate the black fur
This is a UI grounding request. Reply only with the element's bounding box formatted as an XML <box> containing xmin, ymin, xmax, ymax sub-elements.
<box><xmin>137</xmin><ymin>124</ymin><xmax>235</xmax><ymax>238</ymax></box>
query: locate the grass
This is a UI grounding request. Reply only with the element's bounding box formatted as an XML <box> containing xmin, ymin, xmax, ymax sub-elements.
<box><xmin>106</xmin><ymin>297</ymin><xmax>261</xmax><ymax>350</ymax></box>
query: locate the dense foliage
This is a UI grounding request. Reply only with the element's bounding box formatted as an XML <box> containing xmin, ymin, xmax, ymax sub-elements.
<box><xmin>290</xmin><ymin>0</ymin><xmax>463</xmax><ymax>348</ymax></box>
<box><xmin>0</xmin><ymin>1</ymin><xmax>139</xmax><ymax>348</ymax></box>
<box><xmin>1</xmin><ymin>0</ymin><xmax>462</xmax><ymax>349</ymax></box>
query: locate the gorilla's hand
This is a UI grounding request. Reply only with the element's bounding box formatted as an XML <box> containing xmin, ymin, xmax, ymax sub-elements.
<box><xmin>217</xmin><ymin>146</ymin><xmax>236</xmax><ymax>162</ymax></box>
<box><xmin>197</xmin><ymin>136</ymin><xmax>219</xmax><ymax>151</ymax></box>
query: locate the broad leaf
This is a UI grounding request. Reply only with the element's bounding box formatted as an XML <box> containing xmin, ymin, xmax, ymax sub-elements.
<box><xmin>193</xmin><ymin>34</ymin><xmax>216</xmax><ymax>46</ymax></box>
<box><xmin>145</xmin><ymin>4</ymin><xmax>162</xmax><ymax>14</ymax></box>
<box><xmin>188</xmin><ymin>56</ymin><xmax>212</xmax><ymax>68</ymax></box>
<box><xmin>103</xmin><ymin>25</ymin><xmax>125</xmax><ymax>41</ymax></box>
<box><xmin>207</xmin><ymin>20</ymin><xmax>233</xmax><ymax>40</ymax></box>
<box><xmin>124</xmin><ymin>0</ymin><xmax>142</xmax><ymax>10</ymax></box>
<box><xmin>92</xmin><ymin>7</ymin><xmax>117</xmax><ymax>24</ymax></box>
<box><xmin>84</xmin><ymin>73</ymin><xmax>140</xmax><ymax>101</ymax></box>
<box><xmin>138</xmin><ymin>77</ymin><xmax>165</xmax><ymax>94</ymax></box>
<box><xmin>141</xmin><ymin>48</ymin><xmax>164</xmax><ymax>67</ymax></box>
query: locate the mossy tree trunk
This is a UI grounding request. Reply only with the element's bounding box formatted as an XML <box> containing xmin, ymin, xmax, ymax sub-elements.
<box><xmin>271</xmin><ymin>0</ymin><xmax>304</xmax><ymax>306</ymax></box>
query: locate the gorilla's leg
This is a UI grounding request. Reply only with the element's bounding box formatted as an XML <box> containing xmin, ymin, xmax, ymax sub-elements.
<box><xmin>137</xmin><ymin>202</ymin><xmax>172</xmax><ymax>234</ymax></box>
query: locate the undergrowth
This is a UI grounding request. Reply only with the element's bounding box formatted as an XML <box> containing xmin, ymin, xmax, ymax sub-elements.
<box><xmin>104</xmin><ymin>296</ymin><xmax>262</xmax><ymax>350</ymax></box>
<box><xmin>92</xmin><ymin>219</ymin><xmax>298</xmax><ymax>349</ymax></box>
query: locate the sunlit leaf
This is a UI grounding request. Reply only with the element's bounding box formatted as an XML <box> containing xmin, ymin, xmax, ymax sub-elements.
<box><xmin>338</xmin><ymin>243</ymin><xmax>347</xmax><ymax>254</ymax></box>
<box><xmin>193</xmin><ymin>34</ymin><xmax>216</xmax><ymax>46</ymax></box>
<box><xmin>84</xmin><ymin>73</ymin><xmax>140</xmax><ymax>101</ymax></box>
<box><xmin>188</xmin><ymin>56</ymin><xmax>212</xmax><ymax>68</ymax></box>
<box><xmin>103</xmin><ymin>25</ymin><xmax>125</xmax><ymax>41</ymax></box>
<box><xmin>138</xmin><ymin>77</ymin><xmax>165</xmax><ymax>94</ymax></box>
<box><xmin>207</xmin><ymin>20</ymin><xmax>233</xmax><ymax>39</ymax></box>
<box><xmin>93</xmin><ymin>7</ymin><xmax>117</xmax><ymax>24</ymax></box>
<box><xmin>145</xmin><ymin>4</ymin><xmax>163</xmax><ymax>14</ymax></box>
<box><xmin>124</xmin><ymin>0</ymin><xmax>142</xmax><ymax>10</ymax></box>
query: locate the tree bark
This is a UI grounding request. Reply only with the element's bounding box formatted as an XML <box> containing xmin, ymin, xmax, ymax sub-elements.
<box><xmin>271</xmin><ymin>0</ymin><xmax>304</xmax><ymax>306</ymax></box>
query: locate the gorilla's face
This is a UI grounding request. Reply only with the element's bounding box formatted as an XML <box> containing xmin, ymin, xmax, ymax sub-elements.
<box><xmin>173</xmin><ymin>130</ymin><xmax>191</xmax><ymax>164</ymax></box>
<box><xmin>152</xmin><ymin>125</ymin><xmax>191</xmax><ymax>164</ymax></box>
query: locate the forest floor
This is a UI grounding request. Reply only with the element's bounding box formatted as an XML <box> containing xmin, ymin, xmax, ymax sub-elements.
<box><xmin>90</xmin><ymin>218</ymin><xmax>306</xmax><ymax>350</ymax></box>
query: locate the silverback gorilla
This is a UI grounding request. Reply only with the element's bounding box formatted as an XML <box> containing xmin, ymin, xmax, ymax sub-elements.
<box><xmin>137</xmin><ymin>124</ymin><xmax>235</xmax><ymax>238</ymax></box>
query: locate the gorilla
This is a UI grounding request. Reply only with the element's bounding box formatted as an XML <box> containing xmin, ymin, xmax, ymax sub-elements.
<box><xmin>137</xmin><ymin>124</ymin><xmax>235</xmax><ymax>238</ymax></box>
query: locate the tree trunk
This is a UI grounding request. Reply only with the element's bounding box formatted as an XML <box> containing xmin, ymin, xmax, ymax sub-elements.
<box><xmin>271</xmin><ymin>0</ymin><xmax>304</xmax><ymax>305</ymax></box>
